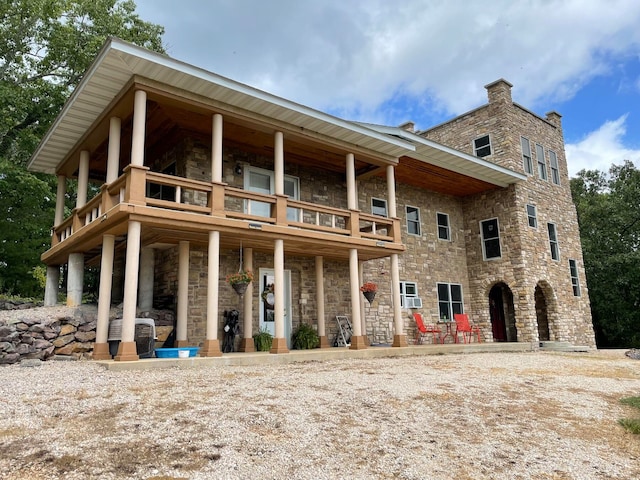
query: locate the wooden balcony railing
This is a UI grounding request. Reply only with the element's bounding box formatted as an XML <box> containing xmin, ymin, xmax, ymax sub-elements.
<box><xmin>51</xmin><ymin>165</ymin><xmax>401</xmax><ymax>247</ymax></box>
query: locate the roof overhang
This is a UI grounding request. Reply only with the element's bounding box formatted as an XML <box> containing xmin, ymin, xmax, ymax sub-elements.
<box><xmin>28</xmin><ymin>37</ymin><xmax>416</xmax><ymax>174</ymax></box>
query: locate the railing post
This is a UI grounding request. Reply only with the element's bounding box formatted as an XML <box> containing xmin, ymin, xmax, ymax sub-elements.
<box><xmin>391</xmin><ymin>218</ymin><xmax>402</xmax><ymax>243</ymax></box>
<box><xmin>273</xmin><ymin>194</ymin><xmax>288</xmax><ymax>225</ymax></box>
<box><xmin>210</xmin><ymin>182</ymin><xmax>226</xmax><ymax>216</ymax></box>
<box><xmin>123</xmin><ymin>164</ymin><xmax>149</xmax><ymax>206</ymax></box>
<box><xmin>347</xmin><ymin>210</ymin><xmax>361</xmax><ymax>238</ymax></box>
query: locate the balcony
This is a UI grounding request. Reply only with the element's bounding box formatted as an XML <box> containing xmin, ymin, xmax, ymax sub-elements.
<box><xmin>46</xmin><ymin>165</ymin><xmax>404</xmax><ymax>264</ymax></box>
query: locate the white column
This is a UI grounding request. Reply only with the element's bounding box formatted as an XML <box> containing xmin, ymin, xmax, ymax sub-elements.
<box><xmin>315</xmin><ymin>256</ymin><xmax>326</xmax><ymax>339</ymax></box>
<box><xmin>274</xmin><ymin>131</ymin><xmax>284</xmax><ymax>195</ymax></box>
<box><xmin>202</xmin><ymin>230</ymin><xmax>222</xmax><ymax>357</ymax></box>
<box><xmin>66</xmin><ymin>253</ymin><xmax>84</xmax><ymax>307</ymax></box>
<box><xmin>359</xmin><ymin>260</ymin><xmax>366</xmax><ymax>339</ymax></box>
<box><xmin>55</xmin><ymin>176</ymin><xmax>66</xmax><ymax>226</ymax></box>
<box><xmin>44</xmin><ymin>266</ymin><xmax>60</xmax><ymax>306</ymax></box>
<box><xmin>131</xmin><ymin>90</ymin><xmax>147</xmax><ymax>167</ymax></box>
<box><xmin>138</xmin><ymin>247</ymin><xmax>155</xmax><ymax>311</ymax></box>
<box><xmin>346</xmin><ymin>153</ymin><xmax>356</xmax><ymax>210</ymax></box>
<box><xmin>243</xmin><ymin>247</ymin><xmax>254</xmax><ymax>339</ymax></box>
<box><xmin>95</xmin><ymin>234</ymin><xmax>115</xmax><ymax>350</ymax></box>
<box><xmin>274</xmin><ymin>239</ymin><xmax>285</xmax><ymax>338</ymax></box>
<box><xmin>390</xmin><ymin>253</ymin><xmax>405</xmax><ymax>346</ymax></box>
<box><xmin>176</xmin><ymin>241</ymin><xmax>190</xmax><ymax>343</ymax></box>
<box><xmin>106</xmin><ymin>117</ymin><xmax>121</xmax><ymax>183</ymax></box>
<box><xmin>76</xmin><ymin>150</ymin><xmax>90</xmax><ymax>209</ymax></box>
<box><xmin>212</xmin><ymin>114</ymin><xmax>223</xmax><ymax>183</ymax></box>
<box><xmin>121</xmin><ymin>221</ymin><xmax>142</xmax><ymax>343</ymax></box>
<box><xmin>349</xmin><ymin>248</ymin><xmax>362</xmax><ymax>337</ymax></box>
<box><xmin>386</xmin><ymin>165</ymin><xmax>397</xmax><ymax>218</ymax></box>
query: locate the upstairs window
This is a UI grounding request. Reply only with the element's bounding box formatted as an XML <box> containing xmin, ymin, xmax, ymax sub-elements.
<box><xmin>437</xmin><ymin>283</ymin><xmax>463</xmax><ymax>321</ymax></box>
<box><xmin>406</xmin><ymin>206</ymin><xmax>421</xmax><ymax>236</ymax></box>
<box><xmin>569</xmin><ymin>259</ymin><xmax>581</xmax><ymax>296</ymax></box>
<box><xmin>536</xmin><ymin>143</ymin><xmax>547</xmax><ymax>180</ymax></box>
<box><xmin>548</xmin><ymin>222</ymin><xmax>560</xmax><ymax>261</ymax></box>
<box><xmin>521</xmin><ymin>137</ymin><xmax>533</xmax><ymax>175</ymax></box>
<box><xmin>437</xmin><ymin>212</ymin><xmax>451</xmax><ymax>241</ymax></box>
<box><xmin>480</xmin><ymin>218</ymin><xmax>501</xmax><ymax>260</ymax></box>
<box><xmin>526</xmin><ymin>204</ymin><xmax>537</xmax><ymax>228</ymax></box>
<box><xmin>549</xmin><ymin>150</ymin><xmax>560</xmax><ymax>185</ymax></box>
<box><xmin>372</xmin><ymin>197</ymin><xmax>388</xmax><ymax>217</ymax></box>
<box><xmin>473</xmin><ymin>135</ymin><xmax>492</xmax><ymax>157</ymax></box>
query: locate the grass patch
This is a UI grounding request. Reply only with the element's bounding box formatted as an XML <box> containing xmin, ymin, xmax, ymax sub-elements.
<box><xmin>619</xmin><ymin>396</ymin><xmax>640</xmax><ymax>434</ymax></box>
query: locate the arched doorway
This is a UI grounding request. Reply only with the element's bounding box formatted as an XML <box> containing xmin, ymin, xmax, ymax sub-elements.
<box><xmin>535</xmin><ymin>285</ymin><xmax>550</xmax><ymax>341</ymax></box>
<box><xmin>489</xmin><ymin>283</ymin><xmax>517</xmax><ymax>342</ymax></box>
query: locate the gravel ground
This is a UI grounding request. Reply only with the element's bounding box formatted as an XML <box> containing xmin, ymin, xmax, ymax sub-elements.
<box><xmin>1</xmin><ymin>348</ymin><xmax>639</xmax><ymax>480</ymax></box>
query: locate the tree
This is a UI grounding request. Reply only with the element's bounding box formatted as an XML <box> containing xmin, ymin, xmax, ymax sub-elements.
<box><xmin>0</xmin><ymin>0</ymin><xmax>165</xmax><ymax>297</ymax></box>
<box><xmin>571</xmin><ymin>161</ymin><xmax>640</xmax><ymax>348</ymax></box>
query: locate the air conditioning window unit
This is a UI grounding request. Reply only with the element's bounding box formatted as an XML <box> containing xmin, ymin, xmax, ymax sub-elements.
<box><xmin>405</xmin><ymin>297</ymin><xmax>423</xmax><ymax>309</ymax></box>
<box><xmin>107</xmin><ymin>318</ymin><xmax>157</xmax><ymax>358</ymax></box>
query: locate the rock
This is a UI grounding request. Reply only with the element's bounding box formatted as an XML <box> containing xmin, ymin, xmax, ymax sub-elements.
<box><xmin>33</xmin><ymin>339</ymin><xmax>53</xmax><ymax>350</ymax></box>
<box><xmin>59</xmin><ymin>324</ymin><xmax>76</xmax><ymax>336</ymax></box>
<box><xmin>29</xmin><ymin>324</ymin><xmax>45</xmax><ymax>333</ymax></box>
<box><xmin>52</xmin><ymin>334</ymin><xmax>75</xmax><ymax>348</ymax></box>
<box><xmin>54</xmin><ymin>344</ymin><xmax>75</xmax><ymax>355</ymax></box>
<box><xmin>16</xmin><ymin>343</ymin><xmax>35</xmax><ymax>355</ymax></box>
<box><xmin>0</xmin><ymin>342</ymin><xmax>15</xmax><ymax>353</ymax></box>
<box><xmin>74</xmin><ymin>331</ymin><xmax>96</xmax><ymax>342</ymax></box>
<box><xmin>0</xmin><ymin>325</ymin><xmax>13</xmax><ymax>337</ymax></box>
<box><xmin>21</xmin><ymin>317</ymin><xmax>41</xmax><ymax>326</ymax></box>
<box><xmin>15</xmin><ymin>323</ymin><xmax>29</xmax><ymax>331</ymax></box>
<box><xmin>625</xmin><ymin>349</ymin><xmax>640</xmax><ymax>360</ymax></box>
<box><xmin>20</xmin><ymin>359</ymin><xmax>42</xmax><ymax>367</ymax></box>
<box><xmin>43</xmin><ymin>329</ymin><xmax>58</xmax><ymax>340</ymax></box>
<box><xmin>0</xmin><ymin>352</ymin><xmax>20</xmax><ymax>364</ymax></box>
<box><xmin>72</xmin><ymin>342</ymin><xmax>93</xmax><ymax>353</ymax></box>
<box><xmin>20</xmin><ymin>334</ymin><xmax>34</xmax><ymax>345</ymax></box>
<box><xmin>78</xmin><ymin>320</ymin><xmax>97</xmax><ymax>332</ymax></box>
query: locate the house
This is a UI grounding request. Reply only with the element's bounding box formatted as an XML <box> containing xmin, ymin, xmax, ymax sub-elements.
<box><xmin>27</xmin><ymin>38</ymin><xmax>596</xmax><ymax>361</ymax></box>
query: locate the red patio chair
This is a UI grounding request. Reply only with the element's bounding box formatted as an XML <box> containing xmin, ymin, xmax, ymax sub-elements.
<box><xmin>454</xmin><ymin>313</ymin><xmax>482</xmax><ymax>343</ymax></box>
<box><xmin>413</xmin><ymin>313</ymin><xmax>441</xmax><ymax>345</ymax></box>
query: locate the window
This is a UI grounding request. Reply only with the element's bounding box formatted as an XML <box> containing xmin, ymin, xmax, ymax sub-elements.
<box><xmin>473</xmin><ymin>135</ymin><xmax>492</xmax><ymax>157</ymax></box>
<box><xmin>371</xmin><ymin>197</ymin><xmax>388</xmax><ymax>217</ymax></box>
<box><xmin>400</xmin><ymin>281</ymin><xmax>421</xmax><ymax>308</ymax></box>
<box><xmin>521</xmin><ymin>137</ymin><xmax>533</xmax><ymax>175</ymax></box>
<box><xmin>406</xmin><ymin>206</ymin><xmax>421</xmax><ymax>236</ymax></box>
<box><xmin>526</xmin><ymin>204</ymin><xmax>537</xmax><ymax>228</ymax></box>
<box><xmin>245</xmin><ymin>167</ymin><xmax>300</xmax><ymax>221</ymax></box>
<box><xmin>437</xmin><ymin>212</ymin><xmax>450</xmax><ymax>240</ymax></box>
<box><xmin>549</xmin><ymin>150</ymin><xmax>560</xmax><ymax>185</ymax></box>
<box><xmin>536</xmin><ymin>143</ymin><xmax>547</xmax><ymax>180</ymax></box>
<box><xmin>548</xmin><ymin>222</ymin><xmax>560</xmax><ymax>260</ymax></box>
<box><xmin>147</xmin><ymin>162</ymin><xmax>176</xmax><ymax>201</ymax></box>
<box><xmin>437</xmin><ymin>283</ymin><xmax>463</xmax><ymax>321</ymax></box>
<box><xmin>480</xmin><ymin>218</ymin><xmax>501</xmax><ymax>259</ymax></box>
<box><xmin>568</xmin><ymin>259</ymin><xmax>581</xmax><ymax>296</ymax></box>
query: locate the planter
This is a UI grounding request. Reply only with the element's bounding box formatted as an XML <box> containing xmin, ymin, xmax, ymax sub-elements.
<box><xmin>231</xmin><ymin>282</ymin><xmax>249</xmax><ymax>296</ymax></box>
<box><xmin>363</xmin><ymin>291</ymin><xmax>376</xmax><ymax>304</ymax></box>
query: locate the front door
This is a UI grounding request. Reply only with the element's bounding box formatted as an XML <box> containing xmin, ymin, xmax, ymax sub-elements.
<box><xmin>259</xmin><ymin>268</ymin><xmax>292</xmax><ymax>348</ymax></box>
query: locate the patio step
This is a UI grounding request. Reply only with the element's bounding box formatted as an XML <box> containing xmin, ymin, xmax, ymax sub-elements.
<box><xmin>539</xmin><ymin>341</ymin><xmax>590</xmax><ymax>352</ymax></box>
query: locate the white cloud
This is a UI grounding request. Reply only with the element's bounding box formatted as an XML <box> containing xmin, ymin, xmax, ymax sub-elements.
<box><xmin>565</xmin><ymin>114</ymin><xmax>640</xmax><ymax>176</ymax></box>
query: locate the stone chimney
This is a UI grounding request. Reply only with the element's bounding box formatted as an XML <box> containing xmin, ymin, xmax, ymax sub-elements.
<box><xmin>485</xmin><ymin>79</ymin><xmax>513</xmax><ymax>104</ymax></box>
<box><xmin>398</xmin><ymin>121</ymin><xmax>415</xmax><ymax>133</ymax></box>
<box><xmin>545</xmin><ymin>110</ymin><xmax>562</xmax><ymax>128</ymax></box>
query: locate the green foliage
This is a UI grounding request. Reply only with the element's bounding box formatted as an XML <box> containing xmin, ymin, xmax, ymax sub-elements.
<box><xmin>620</xmin><ymin>396</ymin><xmax>640</xmax><ymax>410</ymax></box>
<box><xmin>571</xmin><ymin>161</ymin><xmax>640</xmax><ymax>348</ymax></box>
<box><xmin>253</xmin><ymin>328</ymin><xmax>273</xmax><ymax>352</ymax></box>
<box><xmin>291</xmin><ymin>322</ymin><xmax>320</xmax><ymax>350</ymax></box>
<box><xmin>618</xmin><ymin>418</ymin><xmax>640</xmax><ymax>434</ymax></box>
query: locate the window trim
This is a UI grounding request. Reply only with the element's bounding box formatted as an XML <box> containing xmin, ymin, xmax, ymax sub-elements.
<box><xmin>406</xmin><ymin>205</ymin><xmax>421</xmax><ymax>236</ymax></box>
<box><xmin>437</xmin><ymin>282</ymin><xmax>464</xmax><ymax>321</ymax></box>
<box><xmin>473</xmin><ymin>134</ymin><xmax>492</xmax><ymax>158</ymax></box>
<box><xmin>521</xmin><ymin>136</ymin><xmax>533</xmax><ymax>175</ymax></box>
<box><xmin>526</xmin><ymin>204</ymin><xmax>537</xmax><ymax>229</ymax></box>
<box><xmin>480</xmin><ymin>218</ymin><xmax>502</xmax><ymax>260</ymax></box>
<box><xmin>549</xmin><ymin>150</ymin><xmax>560</xmax><ymax>185</ymax></box>
<box><xmin>547</xmin><ymin>222</ymin><xmax>560</xmax><ymax>261</ymax></box>
<box><xmin>569</xmin><ymin>259</ymin><xmax>581</xmax><ymax>296</ymax></box>
<box><xmin>400</xmin><ymin>281</ymin><xmax>420</xmax><ymax>308</ymax></box>
<box><xmin>371</xmin><ymin>197</ymin><xmax>388</xmax><ymax>217</ymax></box>
<box><xmin>244</xmin><ymin>166</ymin><xmax>301</xmax><ymax>221</ymax></box>
<box><xmin>437</xmin><ymin>212</ymin><xmax>451</xmax><ymax>241</ymax></box>
<box><xmin>536</xmin><ymin>143</ymin><xmax>548</xmax><ymax>181</ymax></box>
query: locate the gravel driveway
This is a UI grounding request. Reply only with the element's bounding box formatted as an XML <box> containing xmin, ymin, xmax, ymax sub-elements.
<box><xmin>1</xmin><ymin>350</ymin><xmax>639</xmax><ymax>479</ymax></box>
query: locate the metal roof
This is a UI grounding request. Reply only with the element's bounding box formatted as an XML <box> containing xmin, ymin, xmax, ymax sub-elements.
<box><xmin>28</xmin><ymin>37</ymin><xmax>416</xmax><ymax>174</ymax></box>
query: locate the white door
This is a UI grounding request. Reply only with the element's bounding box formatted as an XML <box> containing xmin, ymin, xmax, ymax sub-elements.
<box><xmin>259</xmin><ymin>268</ymin><xmax>292</xmax><ymax>348</ymax></box>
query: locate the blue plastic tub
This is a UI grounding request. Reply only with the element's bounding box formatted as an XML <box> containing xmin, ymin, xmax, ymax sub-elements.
<box><xmin>154</xmin><ymin>347</ymin><xmax>199</xmax><ymax>358</ymax></box>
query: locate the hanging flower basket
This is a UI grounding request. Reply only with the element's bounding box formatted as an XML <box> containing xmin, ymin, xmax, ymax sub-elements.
<box><xmin>360</xmin><ymin>282</ymin><xmax>378</xmax><ymax>305</ymax></box>
<box><xmin>232</xmin><ymin>282</ymin><xmax>249</xmax><ymax>296</ymax></box>
<box><xmin>227</xmin><ymin>270</ymin><xmax>254</xmax><ymax>296</ymax></box>
<box><xmin>363</xmin><ymin>290</ymin><xmax>376</xmax><ymax>304</ymax></box>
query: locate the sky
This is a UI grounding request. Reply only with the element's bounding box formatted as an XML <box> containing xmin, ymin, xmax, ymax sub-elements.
<box><xmin>134</xmin><ymin>0</ymin><xmax>640</xmax><ymax>178</ymax></box>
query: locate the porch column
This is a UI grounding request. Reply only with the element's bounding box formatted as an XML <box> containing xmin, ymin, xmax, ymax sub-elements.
<box><xmin>76</xmin><ymin>150</ymin><xmax>89</xmax><ymax>208</ymax></box>
<box><xmin>315</xmin><ymin>256</ymin><xmax>329</xmax><ymax>348</ymax></box>
<box><xmin>346</xmin><ymin>153</ymin><xmax>357</xmax><ymax>210</ymax></box>
<box><xmin>270</xmin><ymin>239</ymin><xmax>289</xmax><ymax>353</ymax></box>
<box><xmin>114</xmin><ymin>220</ymin><xmax>142</xmax><ymax>361</ymax></box>
<box><xmin>239</xmin><ymin>247</ymin><xmax>255</xmax><ymax>352</ymax></box>
<box><xmin>138</xmin><ymin>247</ymin><xmax>155</xmax><ymax>311</ymax></box>
<box><xmin>386</xmin><ymin>165</ymin><xmax>397</xmax><ymax>217</ymax></box>
<box><xmin>93</xmin><ymin>234</ymin><xmax>115</xmax><ymax>360</ymax></box>
<box><xmin>175</xmin><ymin>241</ymin><xmax>190</xmax><ymax>347</ymax></box>
<box><xmin>66</xmin><ymin>253</ymin><xmax>84</xmax><ymax>307</ymax></box>
<box><xmin>212</xmin><ymin>113</ymin><xmax>223</xmax><ymax>182</ymax></box>
<box><xmin>43</xmin><ymin>266</ymin><xmax>60</xmax><ymax>306</ymax></box>
<box><xmin>131</xmin><ymin>90</ymin><xmax>147</xmax><ymax>167</ymax></box>
<box><xmin>349</xmin><ymin>248</ymin><xmax>366</xmax><ymax>349</ymax></box>
<box><xmin>54</xmin><ymin>175</ymin><xmax>66</xmax><ymax>226</ymax></box>
<box><xmin>201</xmin><ymin>231</ymin><xmax>222</xmax><ymax>357</ymax></box>
<box><xmin>391</xmin><ymin>253</ymin><xmax>407</xmax><ymax>347</ymax></box>
<box><xmin>106</xmin><ymin>117</ymin><xmax>121</xmax><ymax>183</ymax></box>
<box><xmin>274</xmin><ymin>131</ymin><xmax>284</xmax><ymax>195</ymax></box>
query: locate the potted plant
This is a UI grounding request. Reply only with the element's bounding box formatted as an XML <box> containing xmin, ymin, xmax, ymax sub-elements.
<box><xmin>253</xmin><ymin>328</ymin><xmax>273</xmax><ymax>351</ymax></box>
<box><xmin>226</xmin><ymin>270</ymin><xmax>254</xmax><ymax>296</ymax></box>
<box><xmin>291</xmin><ymin>322</ymin><xmax>320</xmax><ymax>349</ymax></box>
<box><xmin>360</xmin><ymin>281</ymin><xmax>378</xmax><ymax>304</ymax></box>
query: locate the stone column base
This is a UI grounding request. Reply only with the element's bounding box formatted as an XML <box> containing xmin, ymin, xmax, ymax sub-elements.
<box><xmin>92</xmin><ymin>342</ymin><xmax>112</xmax><ymax>360</ymax></box>
<box><xmin>238</xmin><ymin>338</ymin><xmax>255</xmax><ymax>352</ymax></box>
<box><xmin>318</xmin><ymin>335</ymin><xmax>330</xmax><ymax>348</ymax></box>
<box><xmin>114</xmin><ymin>341</ymin><xmax>139</xmax><ymax>361</ymax></box>
<box><xmin>200</xmin><ymin>339</ymin><xmax>222</xmax><ymax>357</ymax></box>
<box><xmin>392</xmin><ymin>334</ymin><xmax>408</xmax><ymax>347</ymax></box>
<box><xmin>349</xmin><ymin>335</ymin><xmax>367</xmax><ymax>350</ymax></box>
<box><xmin>174</xmin><ymin>339</ymin><xmax>190</xmax><ymax>348</ymax></box>
<box><xmin>269</xmin><ymin>337</ymin><xmax>289</xmax><ymax>354</ymax></box>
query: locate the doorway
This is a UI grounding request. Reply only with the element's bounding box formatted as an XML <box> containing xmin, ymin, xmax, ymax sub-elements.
<box><xmin>489</xmin><ymin>282</ymin><xmax>517</xmax><ymax>342</ymax></box>
<box><xmin>535</xmin><ymin>285</ymin><xmax>550</xmax><ymax>341</ymax></box>
<box><xmin>259</xmin><ymin>268</ymin><xmax>292</xmax><ymax>348</ymax></box>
